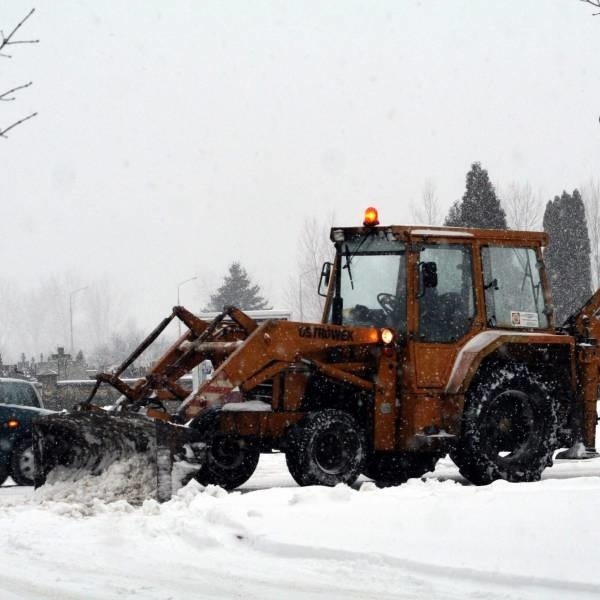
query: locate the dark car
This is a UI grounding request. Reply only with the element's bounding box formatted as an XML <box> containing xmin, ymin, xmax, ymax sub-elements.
<box><xmin>0</xmin><ymin>378</ymin><xmax>54</xmax><ymax>486</ymax></box>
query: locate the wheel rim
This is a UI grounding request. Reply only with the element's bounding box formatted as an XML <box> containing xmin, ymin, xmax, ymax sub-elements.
<box><xmin>312</xmin><ymin>425</ymin><xmax>357</xmax><ymax>475</ymax></box>
<box><xmin>480</xmin><ymin>390</ymin><xmax>538</xmax><ymax>466</ymax></box>
<box><xmin>18</xmin><ymin>446</ymin><xmax>35</xmax><ymax>481</ymax></box>
<box><xmin>211</xmin><ymin>435</ymin><xmax>245</xmax><ymax>470</ymax></box>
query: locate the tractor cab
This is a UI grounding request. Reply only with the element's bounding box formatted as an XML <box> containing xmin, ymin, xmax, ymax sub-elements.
<box><xmin>325</xmin><ymin>208</ymin><xmax>553</xmax><ymax>352</ymax></box>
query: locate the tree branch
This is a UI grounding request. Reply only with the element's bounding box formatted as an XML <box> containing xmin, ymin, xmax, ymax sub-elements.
<box><xmin>0</xmin><ymin>9</ymin><xmax>38</xmax><ymax>58</ymax></box>
<box><xmin>0</xmin><ymin>81</ymin><xmax>32</xmax><ymax>102</ymax></box>
<box><xmin>0</xmin><ymin>112</ymin><xmax>37</xmax><ymax>138</ymax></box>
<box><xmin>581</xmin><ymin>0</ymin><xmax>600</xmax><ymax>15</ymax></box>
<box><xmin>1</xmin><ymin>10</ymin><xmax>38</xmax><ymax>138</ymax></box>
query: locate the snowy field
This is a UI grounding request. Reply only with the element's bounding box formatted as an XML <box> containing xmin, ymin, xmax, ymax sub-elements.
<box><xmin>2</xmin><ymin>443</ymin><xmax>600</xmax><ymax>599</ymax></box>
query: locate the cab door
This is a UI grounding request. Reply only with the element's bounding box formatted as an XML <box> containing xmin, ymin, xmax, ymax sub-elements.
<box><xmin>408</xmin><ymin>241</ymin><xmax>479</xmax><ymax>388</ymax></box>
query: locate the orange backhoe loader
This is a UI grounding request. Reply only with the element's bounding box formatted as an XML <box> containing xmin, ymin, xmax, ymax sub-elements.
<box><xmin>33</xmin><ymin>208</ymin><xmax>600</xmax><ymax>500</ymax></box>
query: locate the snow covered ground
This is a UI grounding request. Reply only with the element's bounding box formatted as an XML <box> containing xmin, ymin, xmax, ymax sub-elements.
<box><xmin>2</xmin><ymin>447</ymin><xmax>600</xmax><ymax>599</ymax></box>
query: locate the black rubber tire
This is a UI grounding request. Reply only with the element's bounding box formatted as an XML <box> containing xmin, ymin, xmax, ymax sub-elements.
<box><xmin>451</xmin><ymin>367</ymin><xmax>559</xmax><ymax>486</ymax></box>
<box><xmin>191</xmin><ymin>409</ymin><xmax>259</xmax><ymax>491</ymax></box>
<box><xmin>10</xmin><ymin>437</ymin><xmax>36</xmax><ymax>486</ymax></box>
<box><xmin>286</xmin><ymin>409</ymin><xmax>366</xmax><ymax>487</ymax></box>
<box><xmin>0</xmin><ymin>463</ymin><xmax>8</xmax><ymax>486</ymax></box>
<box><xmin>363</xmin><ymin>452</ymin><xmax>439</xmax><ymax>487</ymax></box>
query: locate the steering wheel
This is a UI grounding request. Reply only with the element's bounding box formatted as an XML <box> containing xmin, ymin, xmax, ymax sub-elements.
<box><xmin>377</xmin><ymin>293</ymin><xmax>398</xmax><ymax>316</ymax></box>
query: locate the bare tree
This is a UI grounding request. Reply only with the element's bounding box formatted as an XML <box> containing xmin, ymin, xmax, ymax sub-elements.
<box><xmin>284</xmin><ymin>214</ymin><xmax>334</xmax><ymax>321</ymax></box>
<box><xmin>82</xmin><ymin>275</ymin><xmax>131</xmax><ymax>352</ymax></box>
<box><xmin>581</xmin><ymin>0</ymin><xmax>600</xmax><ymax>15</ymax></box>
<box><xmin>1</xmin><ymin>8</ymin><xmax>38</xmax><ymax>137</ymax></box>
<box><xmin>500</xmin><ymin>181</ymin><xmax>543</xmax><ymax>231</ymax></box>
<box><xmin>0</xmin><ymin>279</ymin><xmax>20</xmax><ymax>359</ymax></box>
<box><xmin>412</xmin><ymin>179</ymin><xmax>441</xmax><ymax>226</ymax></box>
<box><xmin>0</xmin><ymin>271</ymin><xmax>140</xmax><ymax>364</ymax></box>
<box><xmin>582</xmin><ymin>180</ymin><xmax>600</xmax><ymax>287</ymax></box>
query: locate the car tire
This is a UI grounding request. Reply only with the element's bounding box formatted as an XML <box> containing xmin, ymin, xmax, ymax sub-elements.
<box><xmin>451</xmin><ymin>367</ymin><xmax>559</xmax><ymax>486</ymax></box>
<box><xmin>10</xmin><ymin>437</ymin><xmax>36</xmax><ymax>486</ymax></box>
<box><xmin>286</xmin><ymin>409</ymin><xmax>366</xmax><ymax>487</ymax></box>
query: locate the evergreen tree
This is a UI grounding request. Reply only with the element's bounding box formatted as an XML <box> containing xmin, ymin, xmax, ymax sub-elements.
<box><xmin>444</xmin><ymin>200</ymin><xmax>463</xmax><ymax>227</ymax></box>
<box><xmin>444</xmin><ymin>162</ymin><xmax>507</xmax><ymax>229</ymax></box>
<box><xmin>543</xmin><ymin>189</ymin><xmax>592</xmax><ymax>324</ymax></box>
<box><xmin>207</xmin><ymin>262</ymin><xmax>271</xmax><ymax>311</ymax></box>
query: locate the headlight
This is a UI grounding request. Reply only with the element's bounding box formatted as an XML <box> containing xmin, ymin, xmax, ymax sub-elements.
<box><xmin>380</xmin><ymin>328</ymin><xmax>394</xmax><ymax>345</ymax></box>
<box><xmin>6</xmin><ymin>419</ymin><xmax>20</xmax><ymax>429</ymax></box>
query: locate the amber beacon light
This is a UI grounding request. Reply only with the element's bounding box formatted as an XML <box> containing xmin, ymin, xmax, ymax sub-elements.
<box><xmin>363</xmin><ymin>206</ymin><xmax>379</xmax><ymax>226</ymax></box>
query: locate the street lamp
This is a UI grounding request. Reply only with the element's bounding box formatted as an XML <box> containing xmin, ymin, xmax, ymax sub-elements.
<box><xmin>69</xmin><ymin>286</ymin><xmax>88</xmax><ymax>356</ymax></box>
<box><xmin>177</xmin><ymin>276</ymin><xmax>198</xmax><ymax>337</ymax></box>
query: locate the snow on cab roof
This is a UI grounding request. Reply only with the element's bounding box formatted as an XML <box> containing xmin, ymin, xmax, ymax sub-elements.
<box><xmin>411</xmin><ymin>228</ymin><xmax>473</xmax><ymax>237</ymax></box>
<box><xmin>331</xmin><ymin>224</ymin><xmax>548</xmax><ymax>244</ymax></box>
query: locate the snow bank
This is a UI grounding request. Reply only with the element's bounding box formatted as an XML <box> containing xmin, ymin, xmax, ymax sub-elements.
<box><xmin>26</xmin><ymin>456</ymin><xmax>158</xmax><ymax>515</ymax></box>
<box><xmin>2</xmin><ymin>453</ymin><xmax>600</xmax><ymax>598</ymax></box>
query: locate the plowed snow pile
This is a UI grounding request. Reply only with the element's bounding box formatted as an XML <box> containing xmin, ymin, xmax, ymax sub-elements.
<box><xmin>33</xmin><ymin>455</ymin><xmax>157</xmax><ymax>510</ymax></box>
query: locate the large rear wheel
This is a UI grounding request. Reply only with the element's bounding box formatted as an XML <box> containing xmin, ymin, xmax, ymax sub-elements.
<box><xmin>286</xmin><ymin>409</ymin><xmax>366</xmax><ymax>487</ymax></box>
<box><xmin>451</xmin><ymin>368</ymin><xmax>558</xmax><ymax>485</ymax></box>
<box><xmin>191</xmin><ymin>409</ymin><xmax>259</xmax><ymax>491</ymax></box>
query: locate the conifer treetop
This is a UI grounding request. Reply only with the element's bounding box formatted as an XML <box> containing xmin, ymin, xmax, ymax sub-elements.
<box><xmin>207</xmin><ymin>262</ymin><xmax>271</xmax><ymax>312</ymax></box>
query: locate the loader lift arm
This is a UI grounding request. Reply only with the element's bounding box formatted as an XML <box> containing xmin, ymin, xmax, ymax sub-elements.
<box><xmin>83</xmin><ymin>305</ymin><xmax>257</xmax><ymax>411</ymax></box>
<box><xmin>177</xmin><ymin>318</ymin><xmax>382</xmax><ymax>421</ymax></box>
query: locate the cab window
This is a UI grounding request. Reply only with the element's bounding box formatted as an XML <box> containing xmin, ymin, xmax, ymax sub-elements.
<box><xmin>418</xmin><ymin>243</ymin><xmax>475</xmax><ymax>342</ymax></box>
<box><xmin>481</xmin><ymin>246</ymin><xmax>548</xmax><ymax>329</ymax></box>
<box><xmin>337</xmin><ymin>235</ymin><xmax>406</xmax><ymax>331</ymax></box>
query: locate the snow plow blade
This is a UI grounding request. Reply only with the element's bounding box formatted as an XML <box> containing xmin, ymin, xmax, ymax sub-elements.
<box><xmin>32</xmin><ymin>410</ymin><xmax>204</xmax><ymax>502</ymax></box>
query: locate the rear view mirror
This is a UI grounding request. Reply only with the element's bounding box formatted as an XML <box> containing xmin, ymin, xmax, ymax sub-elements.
<box><xmin>419</xmin><ymin>261</ymin><xmax>438</xmax><ymax>295</ymax></box>
<box><xmin>318</xmin><ymin>262</ymin><xmax>332</xmax><ymax>297</ymax></box>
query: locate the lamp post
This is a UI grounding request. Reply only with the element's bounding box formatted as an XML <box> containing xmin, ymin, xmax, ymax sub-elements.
<box><xmin>69</xmin><ymin>286</ymin><xmax>88</xmax><ymax>356</ymax></box>
<box><xmin>177</xmin><ymin>276</ymin><xmax>198</xmax><ymax>337</ymax></box>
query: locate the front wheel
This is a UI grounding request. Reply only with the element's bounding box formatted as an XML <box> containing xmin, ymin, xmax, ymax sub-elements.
<box><xmin>451</xmin><ymin>368</ymin><xmax>558</xmax><ymax>485</ymax></box>
<box><xmin>10</xmin><ymin>438</ymin><xmax>36</xmax><ymax>486</ymax></box>
<box><xmin>286</xmin><ymin>410</ymin><xmax>366</xmax><ymax>487</ymax></box>
<box><xmin>191</xmin><ymin>409</ymin><xmax>259</xmax><ymax>491</ymax></box>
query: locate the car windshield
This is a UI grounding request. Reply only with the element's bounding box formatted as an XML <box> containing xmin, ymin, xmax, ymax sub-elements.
<box><xmin>336</xmin><ymin>233</ymin><xmax>406</xmax><ymax>330</ymax></box>
<box><xmin>0</xmin><ymin>381</ymin><xmax>40</xmax><ymax>407</ymax></box>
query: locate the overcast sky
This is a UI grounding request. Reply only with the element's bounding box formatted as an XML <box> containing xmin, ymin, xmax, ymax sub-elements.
<box><xmin>1</xmin><ymin>0</ymin><xmax>599</xmax><ymax>352</ymax></box>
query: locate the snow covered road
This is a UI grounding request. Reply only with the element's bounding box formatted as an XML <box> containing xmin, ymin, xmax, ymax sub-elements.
<box><xmin>2</xmin><ymin>452</ymin><xmax>600</xmax><ymax>599</ymax></box>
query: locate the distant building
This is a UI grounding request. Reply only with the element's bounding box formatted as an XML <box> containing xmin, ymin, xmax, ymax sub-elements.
<box><xmin>35</xmin><ymin>347</ymin><xmax>90</xmax><ymax>380</ymax></box>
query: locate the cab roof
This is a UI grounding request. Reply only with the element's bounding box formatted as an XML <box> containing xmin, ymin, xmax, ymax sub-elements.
<box><xmin>330</xmin><ymin>225</ymin><xmax>548</xmax><ymax>246</ymax></box>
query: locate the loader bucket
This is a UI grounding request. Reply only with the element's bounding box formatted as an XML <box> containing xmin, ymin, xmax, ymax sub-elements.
<box><xmin>32</xmin><ymin>410</ymin><xmax>204</xmax><ymax>502</ymax></box>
